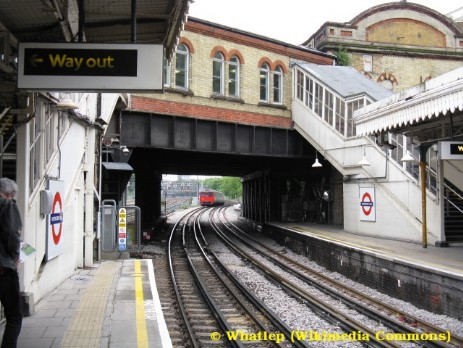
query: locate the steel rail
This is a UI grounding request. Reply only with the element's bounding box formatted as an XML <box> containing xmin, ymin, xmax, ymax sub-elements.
<box><xmin>167</xmin><ymin>207</ymin><xmax>203</xmax><ymax>348</ymax></box>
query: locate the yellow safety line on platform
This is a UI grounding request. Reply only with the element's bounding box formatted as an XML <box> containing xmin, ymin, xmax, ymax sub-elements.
<box><xmin>135</xmin><ymin>260</ymin><xmax>149</xmax><ymax>347</ymax></box>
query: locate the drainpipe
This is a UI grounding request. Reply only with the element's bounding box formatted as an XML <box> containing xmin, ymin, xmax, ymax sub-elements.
<box><xmin>419</xmin><ymin>144</ymin><xmax>432</xmax><ymax>248</ymax></box>
<box><xmin>84</xmin><ymin>125</ymin><xmax>96</xmax><ymax>267</ymax></box>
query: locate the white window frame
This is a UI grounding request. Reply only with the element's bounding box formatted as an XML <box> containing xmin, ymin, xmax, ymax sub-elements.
<box><xmin>273</xmin><ymin>66</ymin><xmax>283</xmax><ymax>104</ymax></box>
<box><xmin>228</xmin><ymin>55</ymin><xmax>240</xmax><ymax>97</ymax></box>
<box><xmin>175</xmin><ymin>44</ymin><xmax>189</xmax><ymax>90</ymax></box>
<box><xmin>212</xmin><ymin>52</ymin><xmax>225</xmax><ymax>95</ymax></box>
<box><xmin>260</xmin><ymin>63</ymin><xmax>270</xmax><ymax>102</ymax></box>
<box><xmin>163</xmin><ymin>57</ymin><xmax>171</xmax><ymax>87</ymax></box>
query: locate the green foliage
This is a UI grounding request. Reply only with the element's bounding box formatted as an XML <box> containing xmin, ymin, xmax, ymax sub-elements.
<box><xmin>335</xmin><ymin>47</ymin><xmax>351</xmax><ymax>66</ymax></box>
<box><xmin>202</xmin><ymin>177</ymin><xmax>222</xmax><ymax>191</ymax></box>
<box><xmin>202</xmin><ymin>176</ymin><xmax>242</xmax><ymax>200</ymax></box>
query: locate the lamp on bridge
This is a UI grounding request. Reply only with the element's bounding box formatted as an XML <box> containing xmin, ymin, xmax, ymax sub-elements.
<box><xmin>56</xmin><ymin>98</ymin><xmax>79</xmax><ymax>111</ymax></box>
<box><xmin>312</xmin><ymin>151</ymin><xmax>322</xmax><ymax>168</ymax></box>
<box><xmin>357</xmin><ymin>147</ymin><xmax>371</xmax><ymax>166</ymax></box>
<box><xmin>400</xmin><ymin>150</ymin><xmax>415</xmax><ymax>162</ymax></box>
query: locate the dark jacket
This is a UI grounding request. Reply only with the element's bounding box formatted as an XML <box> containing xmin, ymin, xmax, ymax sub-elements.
<box><xmin>0</xmin><ymin>197</ymin><xmax>22</xmax><ymax>270</ymax></box>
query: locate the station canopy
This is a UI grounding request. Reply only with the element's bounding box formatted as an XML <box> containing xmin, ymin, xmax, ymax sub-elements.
<box><xmin>354</xmin><ymin>67</ymin><xmax>463</xmax><ymax>144</ymax></box>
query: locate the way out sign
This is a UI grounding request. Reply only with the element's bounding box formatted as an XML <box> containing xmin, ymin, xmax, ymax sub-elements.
<box><xmin>46</xmin><ymin>180</ymin><xmax>65</xmax><ymax>260</ymax></box>
<box><xmin>359</xmin><ymin>187</ymin><xmax>376</xmax><ymax>222</ymax></box>
<box><xmin>118</xmin><ymin>208</ymin><xmax>127</xmax><ymax>251</ymax></box>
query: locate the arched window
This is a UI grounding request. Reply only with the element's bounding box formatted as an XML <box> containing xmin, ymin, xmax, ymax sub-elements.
<box><xmin>260</xmin><ymin>63</ymin><xmax>270</xmax><ymax>102</ymax></box>
<box><xmin>273</xmin><ymin>66</ymin><xmax>283</xmax><ymax>104</ymax></box>
<box><xmin>175</xmin><ymin>44</ymin><xmax>189</xmax><ymax>89</ymax></box>
<box><xmin>212</xmin><ymin>52</ymin><xmax>225</xmax><ymax>94</ymax></box>
<box><xmin>228</xmin><ymin>55</ymin><xmax>240</xmax><ymax>97</ymax></box>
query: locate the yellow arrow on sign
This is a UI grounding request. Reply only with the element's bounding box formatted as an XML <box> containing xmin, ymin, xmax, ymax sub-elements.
<box><xmin>29</xmin><ymin>54</ymin><xmax>44</xmax><ymax>67</ymax></box>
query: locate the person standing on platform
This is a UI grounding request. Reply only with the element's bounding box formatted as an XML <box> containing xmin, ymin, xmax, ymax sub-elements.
<box><xmin>0</xmin><ymin>178</ymin><xmax>23</xmax><ymax>348</ymax></box>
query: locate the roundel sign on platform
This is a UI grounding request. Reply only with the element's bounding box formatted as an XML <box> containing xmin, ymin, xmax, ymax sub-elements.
<box><xmin>46</xmin><ymin>180</ymin><xmax>65</xmax><ymax>261</ymax></box>
<box><xmin>359</xmin><ymin>187</ymin><xmax>376</xmax><ymax>222</ymax></box>
<box><xmin>50</xmin><ymin>192</ymin><xmax>64</xmax><ymax>245</ymax></box>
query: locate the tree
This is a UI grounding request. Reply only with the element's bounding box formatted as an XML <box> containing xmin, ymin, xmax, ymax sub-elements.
<box><xmin>220</xmin><ymin>177</ymin><xmax>242</xmax><ymax>199</ymax></box>
<box><xmin>202</xmin><ymin>176</ymin><xmax>242</xmax><ymax>200</ymax></box>
<box><xmin>335</xmin><ymin>47</ymin><xmax>351</xmax><ymax>66</ymax></box>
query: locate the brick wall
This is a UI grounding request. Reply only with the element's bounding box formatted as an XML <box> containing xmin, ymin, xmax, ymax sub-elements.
<box><xmin>130</xmin><ymin>18</ymin><xmax>334</xmax><ymax>128</ymax></box>
<box><xmin>130</xmin><ymin>96</ymin><xmax>293</xmax><ymax>128</ymax></box>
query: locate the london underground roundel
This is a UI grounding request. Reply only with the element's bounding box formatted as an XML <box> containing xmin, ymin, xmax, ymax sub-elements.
<box><xmin>50</xmin><ymin>192</ymin><xmax>63</xmax><ymax>245</ymax></box>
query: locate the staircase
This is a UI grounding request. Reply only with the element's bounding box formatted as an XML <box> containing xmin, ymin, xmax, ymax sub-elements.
<box><xmin>444</xmin><ymin>182</ymin><xmax>463</xmax><ymax>242</ymax></box>
<box><xmin>0</xmin><ymin>109</ymin><xmax>17</xmax><ymax>180</ymax></box>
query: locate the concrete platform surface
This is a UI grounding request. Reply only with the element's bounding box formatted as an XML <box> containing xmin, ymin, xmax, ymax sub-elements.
<box><xmin>1</xmin><ymin>259</ymin><xmax>171</xmax><ymax>348</ymax></box>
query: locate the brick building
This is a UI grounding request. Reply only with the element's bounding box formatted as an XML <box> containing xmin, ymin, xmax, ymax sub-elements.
<box><xmin>128</xmin><ymin>17</ymin><xmax>334</xmax><ymax>129</ymax></box>
<box><xmin>304</xmin><ymin>1</ymin><xmax>463</xmax><ymax>91</ymax></box>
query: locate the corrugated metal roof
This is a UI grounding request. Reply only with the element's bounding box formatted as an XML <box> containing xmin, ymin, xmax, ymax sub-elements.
<box><xmin>296</xmin><ymin>63</ymin><xmax>393</xmax><ymax>101</ymax></box>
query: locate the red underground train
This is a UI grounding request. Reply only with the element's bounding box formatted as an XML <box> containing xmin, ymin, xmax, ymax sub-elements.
<box><xmin>199</xmin><ymin>189</ymin><xmax>225</xmax><ymax>206</ymax></box>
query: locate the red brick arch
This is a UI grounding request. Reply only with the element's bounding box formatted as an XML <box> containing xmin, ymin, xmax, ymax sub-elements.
<box><xmin>227</xmin><ymin>49</ymin><xmax>245</xmax><ymax>64</ymax></box>
<box><xmin>178</xmin><ymin>37</ymin><xmax>195</xmax><ymax>54</ymax></box>
<box><xmin>257</xmin><ymin>57</ymin><xmax>273</xmax><ymax>69</ymax></box>
<box><xmin>377</xmin><ymin>71</ymin><xmax>398</xmax><ymax>85</ymax></box>
<box><xmin>210</xmin><ymin>46</ymin><xmax>227</xmax><ymax>58</ymax></box>
<box><xmin>273</xmin><ymin>60</ymin><xmax>288</xmax><ymax>74</ymax></box>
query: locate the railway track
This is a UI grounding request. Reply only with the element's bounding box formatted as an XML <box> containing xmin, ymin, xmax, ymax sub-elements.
<box><xmin>209</xmin><ymin>206</ymin><xmax>463</xmax><ymax>348</ymax></box>
<box><xmin>162</xmin><ymin>207</ymin><xmax>303</xmax><ymax>347</ymax></box>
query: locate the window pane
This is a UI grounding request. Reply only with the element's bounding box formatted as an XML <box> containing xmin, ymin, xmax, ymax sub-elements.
<box><xmin>335</xmin><ymin>97</ymin><xmax>345</xmax><ymax>135</ymax></box>
<box><xmin>213</xmin><ymin>60</ymin><xmax>222</xmax><ymax>93</ymax></box>
<box><xmin>175</xmin><ymin>44</ymin><xmax>188</xmax><ymax>89</ymax></box>
<box><xmin>213</xmin><ymin>53</ymin><xmax>224</xmax><ymax>94</ymax></box>
<box><xmin>297</xmin><ymin>71</ymin><xmax>303</xmax><ymax>101</ymax></box>
<box><xmin>229</xmin><ymin>57</ymin><xmax>239</xmax><ymax>97</ymax></box>
<box><xmin>260</xmin><ymin>64</ymin><xmax>269</xmax><ymax>101</ymax></box>
<box><xmin>314</xmin><ymin>83</ymin><xmax>323</xmax><ymax>117</ymax></box>
<box><xmin>175</xmin><ymin>54</ymin><xmax>186</xmax><ymax>88</ymax></box>
<box><xmin>163</xmin><ymin>57</ymin><xmax>170</xmax><ymax>87</ymax></box>
<box><xmin>324</xmin><ymin>90</ymin><xmax>334</xmax><ymax>126</ymax></box>
<box><xmin>304</xmin><ymin>76</ymin><xmax>312</xmax><ymax>107</ymax></box>
<box><xmin>273</xmin><ymin>67</ymin><xmax>282</xmax><ymax>104</ymax></box>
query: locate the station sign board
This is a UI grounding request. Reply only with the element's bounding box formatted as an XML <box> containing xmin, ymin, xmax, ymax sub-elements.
<box><xmin>46</xmin><ymin>180</ymin><xmax>65</xmax><ymax>260</ymax></box>
<box><xmin>359</xmin><ymin>187</ymin><xmax>376</xmax><ymax>222</ymax></box>
<box><xmin>18</xmin><ymin>42</ymin><xmax>163</xmax><ymax>91</ymax></box>
<box><xmin>118</xmin><ymin>208</ymin><xmax>127</xmax><ymax>251</ymax></box>
<box><xmin>438</xmin><ymin>141</ymin><xmax>463</xmax><ymax>160</ymax></box>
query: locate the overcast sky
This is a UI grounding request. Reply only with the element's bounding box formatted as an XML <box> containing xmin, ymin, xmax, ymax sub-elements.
<box><xmin>188</xmin><ymin>0</ymin><xmax>462</xmax><ymax>45</ymax></box>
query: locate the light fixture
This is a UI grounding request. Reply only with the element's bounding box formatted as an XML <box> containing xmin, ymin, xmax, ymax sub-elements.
<box><xmin>120</xmin><ymin>145</ymin><xmax>129</xmax><ymax>155</ymax></box>
<box><xmin>312</xmin><ymin>152</ymin><xmax>322</xmax><ymax>168</ymax></box>
<box><xmin>56</xmin><ymin>98</ymin><xmax>79</xmax><ymax>110</ymax></box>
<box><xmin>357</xmin><ymin>147</ymin><xmax>371</xmax><ymax>166</ymax></box>
<box><xmin>401</xmin><ymin>150</ymin><xmax>416</xmax><ymax>162</ymax></box>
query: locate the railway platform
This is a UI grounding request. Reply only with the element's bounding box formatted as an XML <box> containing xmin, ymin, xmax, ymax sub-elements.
<box><xmin>267</xmin><ymin>222</ymin><xmax>463</xmax><ymax>276</ymax></box>
<box><xmin>264</xmin><ymin>221</ymin><xmax>463</xmax><ymax>319</ymax></box>
<box><xmin>1</xmin><ymin>259</ymin><xmax>172</xmax><ymax>348</ymax></box>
